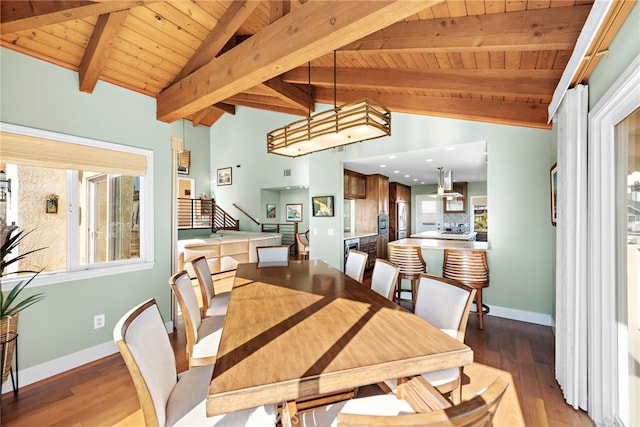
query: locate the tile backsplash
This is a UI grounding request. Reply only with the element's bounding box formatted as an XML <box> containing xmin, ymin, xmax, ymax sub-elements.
<box><xmin>443</xmin><ymin>213</ymin><xmax>470</xmax><ymax>231</ymax></box>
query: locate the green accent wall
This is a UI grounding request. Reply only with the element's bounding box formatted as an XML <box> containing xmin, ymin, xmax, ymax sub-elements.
<box><xmin>0</xmin><ymin>48</ymin><xmax>208</xmax><ymax>370</ymax></box>
<box><xmin>587</xmin><ymin>2</ymin><xmax>640</xmax><ymax>109</ymax></box>
<box><xmin>211</xmin><ymin>106</ymin><xmax>556</xmax><ymax>316</ymax></box>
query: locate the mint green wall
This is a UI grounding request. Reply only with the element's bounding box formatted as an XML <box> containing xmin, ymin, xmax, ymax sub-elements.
<box><xmin>0</xmin><ymin>48</ymin><xmax>199</xmax><ymax>369</ymax></box>
<box><xmin>587</xmin><ymin>2</ymin><xmax>640</xmax><ymax>109</ymax></box>
<box><xmin>210</xmin><ymin>113</ymin><xmax>310</xmax><ymax>232</ymax></box>
<box><xmin>211</xmin><ymin>106</ymin><xmax>556</xmax><ymax>315</ymax></box>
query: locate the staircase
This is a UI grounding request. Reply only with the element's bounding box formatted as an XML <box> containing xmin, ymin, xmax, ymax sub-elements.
<box><xmin>177</xmin><ymin>198</ymin><xmax>239</xmax><ymax>231</ymax></box>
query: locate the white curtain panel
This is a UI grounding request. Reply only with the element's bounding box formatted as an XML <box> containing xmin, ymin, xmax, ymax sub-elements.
<box><xmin>554</xmin><ymin>84</ymin><xmax>588</xmax><ymax>410</ymax></box>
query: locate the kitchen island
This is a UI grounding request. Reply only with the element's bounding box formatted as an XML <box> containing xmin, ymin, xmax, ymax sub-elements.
<box><xmin>411</xmin><ymin>230</ymin><xmax>477</xmax><ymax>241</ymax></box>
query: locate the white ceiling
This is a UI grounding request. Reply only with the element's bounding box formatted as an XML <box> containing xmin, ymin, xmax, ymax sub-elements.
<box><xmin>343</xmin><ymin>140</ymin><xmax>488</xmax><ymax>187</ymax></box>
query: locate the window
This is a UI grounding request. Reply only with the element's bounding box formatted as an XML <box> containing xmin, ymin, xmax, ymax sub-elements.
<box><xmin>0</xmin><ymin>123</ymin><xmax>153</xmax><ymax>288</ymax></box>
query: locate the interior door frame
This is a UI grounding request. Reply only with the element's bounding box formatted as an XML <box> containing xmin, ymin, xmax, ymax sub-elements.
<box><xmin>587</xmin><ymin>53</ymin><xmax>640</xmax><ymax>425</ymax></box>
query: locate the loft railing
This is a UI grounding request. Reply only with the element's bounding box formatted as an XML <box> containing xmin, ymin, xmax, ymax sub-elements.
<box><xmin>177</xmin><ymin>198</ymin><xmax>239</xmax><ymax>231</ymax></box>
<box><xmin>261</xmin><ymin>222</ymin><xmax>299</xmax><ymax>254</ymax></box>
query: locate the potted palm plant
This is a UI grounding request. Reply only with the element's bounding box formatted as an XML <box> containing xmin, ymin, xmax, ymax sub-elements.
<box><xmin>1</xmin><ymin>226</ymin><xmax>46</xmax><ymax>385</ymax></box>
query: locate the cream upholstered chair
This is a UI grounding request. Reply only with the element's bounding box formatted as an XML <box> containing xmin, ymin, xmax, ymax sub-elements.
<box><xmin>382</xmin><ymin>274</ymin><xmax>476</xmax><ymax>404</ymax></box>
<box><xmin>296</xmin><ymin>232</ymin><xmax>309</xmax><ymax>259</ymax></box>
<box><xmin>285</xmin><ymin>375</ymin><xmax>509</xmax><ymax>427</ymax></box>
<box><xmin>344</xmin><ymin>250</ymin><xmax>368</xmax><ymax>283</ymax></box>
<box><xmin>256</xmin><ymin>245</ymin><xmax>290</xmax><ymax>263</ymax></box>
<box><xmin>169</xmin><ymin>271</ymin><xmax>224</xmax><ymax>368</ymax></box>
<box><xmin>114</xmin><ymin>299</ymin><xmax>278</xmax><ymax>427</ymax></box>
<box><xmin>369</xmin><ymin>259</ymin><xmax>400</xmax><ymax>300</ymax></box>
<box><xmin>193</xmin><ymin>256</ymin><xmax>230</xmax><ymax>317</ymax></box>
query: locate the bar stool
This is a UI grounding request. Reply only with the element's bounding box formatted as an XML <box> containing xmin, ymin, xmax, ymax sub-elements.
<box><xmin>442</xmin><ymin>249</ymin><xmax>490</xmax><ymax>329</ymax></box>
<box><xmin>387</xmin><ymin>244</ymin><xmax>426</xmax><ymax>310</ymax></box>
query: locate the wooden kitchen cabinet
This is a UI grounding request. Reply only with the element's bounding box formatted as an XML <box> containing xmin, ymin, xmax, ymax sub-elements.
<box><xmin>366</xmin><ymin>174</ymin><xmax>389</xmax><ymax>214</ymax></box>
<box><xmin>344</xmin><ymin>169</ymin><xmax>366</xmax><ymax>199</ymax></box>
<box><xmin>360</xmin><ymin>235</ymin><xmax>377</xmax><ymax>270</ymax></box>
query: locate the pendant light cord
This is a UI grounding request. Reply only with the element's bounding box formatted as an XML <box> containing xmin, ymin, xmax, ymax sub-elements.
<box><xmin>333</xmin><ymin>50</ymin><xmax>337</xmax><ymax>109</ymax></box>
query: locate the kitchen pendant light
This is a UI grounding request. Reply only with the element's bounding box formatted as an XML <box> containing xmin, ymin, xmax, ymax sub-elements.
<box><xmin>267</xmin><ymin>51</ymin><xmax>391</xmax><ymax>158</ymax></box>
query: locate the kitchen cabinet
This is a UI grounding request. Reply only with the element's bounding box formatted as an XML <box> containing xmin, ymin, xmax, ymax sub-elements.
<box><xmin>344</xmin><ymin>169</ymin><xmax>366</xmax><ymax>199</ymax></box>
<box><xmin>360</xmin><ymin>235</ymin><xmax>377</xmax><ymax>270</ymax></box>
<box><xmin>366</xmin><ymin>174</ymin><xmax>389</xmax><ymax>214</ymax></box>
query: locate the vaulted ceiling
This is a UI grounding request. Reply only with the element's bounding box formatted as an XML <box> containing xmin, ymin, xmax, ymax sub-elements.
<box><xmin>0</xmin><ymin>1</ymin><xmax>634</xmax><ymax>130</ymax></box>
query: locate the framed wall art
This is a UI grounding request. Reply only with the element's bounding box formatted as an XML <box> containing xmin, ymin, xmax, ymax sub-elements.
<box><xmin>266</xmin><ymin>203</ymin><xmax>276</xmax><ymax>219</ymax></box>
<box><xmin>286</xmin><ymin>203</ymin><xmax>302</xmax><ymax>222</ymax></box>
<box><xmin>217</xmin><ymin>167</ymin><xmax>232</xmax><ymax>186</ymax></box>
<box><xmin>312</xmin><ymin>196</ymin><xmax>334</xmax><ymax>217</ymax></box>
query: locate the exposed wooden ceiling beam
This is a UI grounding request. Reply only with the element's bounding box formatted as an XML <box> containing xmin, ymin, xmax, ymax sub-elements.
<box><xmin>283</xmin><ymin>67</ymin><xmax>561</xmax><ymax>100</ymax></box>
<box><xmin>172</xmin><ymin>0</ymin><xmax>260</xmax><ymax>84</ymax></box>
<box><xmin>313</xmin><ymin>88</ymin><xmax>550</xmax><ymax>129</ymax></box>
<box><xmin>156</xmin><ymin>0</ymin><xmax>442</xmax><ymax>123</ymax></box>
<box><xmin>213</xmin><ymin>103</ymin><xmax>236</xmax><ymax>115</ymax></box>
<box><xmin>79</xmin><ymin>10</ymin><xmax>129</xmax><ymax>93</ymax></box>
<box><xmin>269</xmin><ymin>0</ymin><xmax>291</xmax><ymax>23</ymax></box>
<box><xmin>226</xmin><ymin>94</ymin><xmax>309</xmax><ymax>117</ymax></box>
<box><xmin>262</xmin><ymin>76</ymin><xmax>313</xmax><ymax>114</ymax></box>
<box><xmin>340</xmin><ymin>4</ymin><xmax>591</xmax><ymax>53</ymax></box>
<box><xmin>0</xmin><ymin>1</ymin><xmax>149</xmax><ymax>34</ymax></box>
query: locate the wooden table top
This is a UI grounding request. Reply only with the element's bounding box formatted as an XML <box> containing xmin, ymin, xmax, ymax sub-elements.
<box><xmin>206</xmin><ymin>260</ymin><xmax>473</xmax><ymax>416</ymax></box>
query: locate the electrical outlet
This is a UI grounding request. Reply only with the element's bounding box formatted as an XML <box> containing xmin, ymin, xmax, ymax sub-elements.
<box><xmin>94</xmin><ymin>314</ymin><xmax>105</xmax><ymax>329</ymax></box>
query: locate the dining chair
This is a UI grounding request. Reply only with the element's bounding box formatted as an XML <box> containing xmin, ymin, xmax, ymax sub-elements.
<box><xmin>381</xmin><ymin>274</ymin><xmax>476</xmax><ymax>404</ymax></box>
<box><xmin>387</xmin><ymin>244</ymin><xmax>427</xmax><ymax>310</ymax></box>
<box><xmin>256</xmin><ymin>245</ymin><xmax>290</xmax><ymax>263</ymax></box>
<box><xmin>443</xmin><ymin>250</ymin><xmax>490</xmax><ymax>329</ymax></box>
<box><xmin>114</xmin><ymin>299</ymin><xmax>278</xmax><ymax>427</ymax></box>
<box><xmin>344</xmin><ymin>249</ymin><xmax>368</xmax><ymax>283</ymax></box>
<box><xmin>296</xmin><ymin>232</ymin><xmax>309</xmax><ymax>260</ymax></box>
<box><xmin>284</xmin><ymin>375</ymin><xmax>509</xmax><ymax>427</ymax></box>
<box><xmin>192</xmin><ymin>255</ymin><xmax>230</xmax><ymax>317</ymax></box>
<box><xmin>169</xmin><ymin>270</ymin><xmax>224</xmax><ymax>368</ymax></box>
<box><xmin>369</xmin><ymin>258</ymin><xmax>400</xmax><ymax>300</ymax></box>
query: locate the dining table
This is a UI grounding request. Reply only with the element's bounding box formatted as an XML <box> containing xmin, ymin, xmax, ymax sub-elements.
<box><xmin>206</xmin><ymin>259</ymin><xmax>473</xmax><ymax>416</ymax></box>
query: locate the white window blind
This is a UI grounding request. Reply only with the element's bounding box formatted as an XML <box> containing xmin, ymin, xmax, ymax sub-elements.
<box><xmin>0</xmin><ymin>131</ymin><xmax>147</xmax><ymax>176</ymax></box>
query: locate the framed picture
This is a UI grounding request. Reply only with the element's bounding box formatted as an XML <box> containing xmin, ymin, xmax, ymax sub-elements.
<box><xmin>312</xmin><ymin>196</ymin><xmax>334</xmax><ymax>217</ymax></box>
<box><xmin>550</xmin><ymin>163</ymin><xmax>558</xmax><ymax>226</ymax></box>
<box><xmin>266</xmin><ymin>203</ymin><xmax>277</xmax><ymax>219</ymax></box>
<box><xmin>217</xmin><ymin>167</ymin><xmax>232</xmax><ymax>186</ymax></box>
<box><xmin>177</xmin><ymin>165</ymin><xmax>189</xmax><ymax>175</ymax></box>
<box><xmin>286</xmin><ymin>203</ymin><xmax>303</xmax><ymax>222</ymax></box>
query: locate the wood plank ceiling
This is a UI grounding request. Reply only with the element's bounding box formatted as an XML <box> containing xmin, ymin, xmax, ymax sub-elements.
<box><xmin>0</xmin><ymin>1</ymin><xmax>633</xmax><ymax>130</ymax></box>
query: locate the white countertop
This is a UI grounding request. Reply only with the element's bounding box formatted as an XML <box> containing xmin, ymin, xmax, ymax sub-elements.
<box><xmin>343</xmin><ymin>231</ymin><xmax>377</xmax><ymax>240</ymax></box>
<box><xmin>410</xmin><ymin>230</ymin><xmax>477</xmax><ymax>241</ymax></box>
<box><xmin>389</xmin><ymin>238</ymin><xmax>490</xmax><ymax>251</ymax></box>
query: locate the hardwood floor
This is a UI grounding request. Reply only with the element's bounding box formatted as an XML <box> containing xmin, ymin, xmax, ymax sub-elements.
<box><xmin>1</xmin><ymin>272</ymin><xmax>593</xmax><ymax>426</ymax></box>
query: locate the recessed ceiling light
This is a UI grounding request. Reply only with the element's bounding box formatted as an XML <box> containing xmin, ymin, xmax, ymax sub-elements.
<box><xmin>413</xmin><ymin>178</ymin><xmax>418</xmax><ymax>181</ymax></box>
<box><xmin>425</xmin><ymin>158</ymin><xmax>433</xmax><ymax>162</ymax></box>
<box><xmin>389</xmin><ymin>155</ymin><xmax>396</xmax><ymax>159</ymax></box>
<box><xmin>380</xmin><ymin>164</ymin><xmax>387</xmax><ymax>168</ymax></box>
<box><xmin>404</xmin><ymin>174</ymin><xmax>410</xmax><ymax>178</ymax></box>
<box><xmin>420</xmin><ymin>181</ymin><xmax>425</xmax><ymax>184</ymax></box>
<box><xmin>446</xmin><ymin>147</ymin><xmax>456</xmax><ymax>151</ymax></box>
<box><xmin>394</xmin><ymin>170</ymin><xmax>400</xmax><ymax>174</ymax></box>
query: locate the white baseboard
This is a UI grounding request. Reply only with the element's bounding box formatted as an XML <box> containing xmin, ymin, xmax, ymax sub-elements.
<box><xmin>1</xmin><ymin>321</ymin><xmax>173</xmax><ymax>396</ymax></box>
<box><xmin>489</xmin><ymin>304</ymin><xmax>556</xmax><ymax>327</ymax></box>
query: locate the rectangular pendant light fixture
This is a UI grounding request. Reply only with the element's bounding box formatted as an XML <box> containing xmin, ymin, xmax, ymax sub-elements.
<box><xmin>267</xmin><ymin>97</ymin><xmax>391</xmax><ymax>158</ymax></box>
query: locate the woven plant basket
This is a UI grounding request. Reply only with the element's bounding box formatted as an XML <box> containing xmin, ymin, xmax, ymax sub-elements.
<box><xmin>1</xmin><ymin>314</ymin><xmax>19</xmax><ymax>384</ymax></box>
